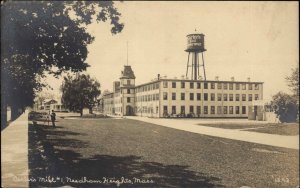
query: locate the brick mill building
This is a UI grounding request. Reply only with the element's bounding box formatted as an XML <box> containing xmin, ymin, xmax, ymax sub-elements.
<box><xmin>102</xmin><ymin>33</ymin><xmax>264</xmax><ymax>118</ymax></box>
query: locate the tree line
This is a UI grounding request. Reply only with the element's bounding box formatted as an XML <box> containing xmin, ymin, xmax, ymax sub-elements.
<box><xmin>1</xmin><ymin>1</ymin><xmax>124</xmax><ymax>127</ymax></box>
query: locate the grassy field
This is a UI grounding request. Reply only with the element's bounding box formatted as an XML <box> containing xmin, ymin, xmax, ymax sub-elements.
<box><xmin>244</xmin><ymin>123</ymin><xmax>299</xmax><ymax>135</ymax></box>
<box><xmin>28</xmin><ymin>118</ymin><xmax>299</xmax><ymax>187</ymax></box>
<box><xmin>198</xmin><ymin>122</ymin><xmax>299</xmax><ymax>136</ymax></box>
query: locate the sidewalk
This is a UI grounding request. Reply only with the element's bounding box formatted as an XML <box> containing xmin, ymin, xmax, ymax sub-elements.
<box><xmin>126</xmin><ymin>116</ymin><xmax>299</xmax><ymax>150</ymax></box>
<box><xmin>1</xmin><ymin>111</ymin><xmax>29</xmax><ymax>188</ymax></box>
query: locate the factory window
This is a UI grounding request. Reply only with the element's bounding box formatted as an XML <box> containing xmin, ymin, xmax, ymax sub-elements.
<box><xmin>217</xmin><ymin>106</ymin><xmax>222</xmax><ymax>114</ymax></box>
<box><xmin>190</xmin><ymin>82</ymin><xmax>194</xmax><ymax>89</ymax></box>
<box><xmin>172</xmin><ymin>82</ymin><xmax>176</xmax><ymax>88</ymax></box>
<box><xmin>127</xmin><ymin>89</ymin><xmax>130</xmax><ymax>94</ymax></box>
<box><xmin>190</xmin><ymin>93</ymin><xmax>194</xmax><ymax>100</ymax></box>
<box><xmin>242</xmin><ymin>94</ymin><xmax>246</xmax><ymax>101</ymax></box>
<box><xmin>248</xmin><ymin>84</ymin><xmax>253</xmax><ymax>90</ymax></box>
<box><xmin>197</xmin><ymin>82</ymin><xmax>201</xmax><ymax>89</ymax></box>
<box><xmin>236</xmin><ymin>83</ymin><xmax>240</xmax><ymax>90</ymax></box>
<box><xmin>196</xmin><ymin>106</ymin><xmax>201</xmax><ymax>115</ymax></box>
<box><xmin>217</xmin><ymin>83</ymin><xmax>222</xmax><ymax>89</ymax></box>
<box><xmin>204</xmin><ymin>83</ymin><xmax>208</xmax><ymax>89</ymax></box>
<box><xmin>163</xmin><ymin>81</ymin><xmax>168</xmax><ymax>88</ymax></box>
<box><xmin>204</xmin><ymin>93</ymin><xmax>208</xmax><ymax>101</ymax></box>
<box><xmin>163</xmin><ymin>92</ymin><xmax>168</xmax><ymax>100</ymax></box>
<box><xmin>181</xmin><ymin>106</ymin><xmax>185</xmax><ymax>114</ymax></box>
<box><xmin>197</xmin><ymin>93</ymin><xmax>201</xmax><ymax>101</ymax></box>
<box><xmin>189</xmin><ymin>105</ymin><xmax>194</xmax><ymax>113</ymax></box>
<box><xmin>181</xmin><ymin>93</ymin><xmax>185</xmax><ymax>100</ymax></box>
<box><xmin>181</xmin><ymin>82</ymin><xmax>185</xmax><ymax>88</ymax></box>
<box><xmin>236</xmin><ymin>94</ymin><xmax>240</xmax><ymax>101</ymax></box>
<box><xmin>223</xmin><ymin>94</ymin><xmax>228</xmax><ymax>101</ymax></box>
<box><xmin>211</xmin><ymin>93</ymin><xmax>215</xmax><ymax>101</ymax></box>
<box><xmin>211</xmin><ymin>83</ymin><xmax>215</xmax><ymax>89</ymax></box>
<box><xmin>255</xmin><ymin>84</ymin><xmax>259</xmax><ymax>90</ymax></box>
<box><xmin>163</xmin><ymin>106</ymin><xmax>168</xmax><ymax>114</ymax></box>
<box><xmin>248</xmin><ymin>94</ymin><xmax>252</xmax><ymax>101</ymax></box>
<box><xmin>204</xmin><ymin>106</ymin><xmax>208</xmax><ymax>114</ymax></box>
<box><xmin>229</xmin><ymin>83</ymin><xmax>233</xmax><ymax>90</ymax></box>
<box><xmin>235</xmin><ymin>106</ymin><xmax>240</xmax><ymax>114</ymax></box>
<box><xmin>127</xmin><ymin>97</ymin><xmax>130</xmax><ymax>103</ymax></box>
<box><xmin>172</xmin><ymin>106</ymin><xmax>176</xmax><ymax>114</ymax></box>
<box><xmin>255</xmin><ymin>94</ymin><xmax>259</xmax><ymax>100</ymax></box>
<box><xmin>172</xmin><ymin>93</ymin><xmax>176</xmax><ymax>100</ymax></box>
<box><xmin>229</xmin><ymin>94</ymin><xmax>233</xmax><ymax>101</ymax></box>
<box><xmin>223</xmin><ymin>106</ymin><xmax>228</xmax><ymax>114</ymax></box>
<box><xmin>223</xmin><ymin>83</ymin><xmax>228</xmax><ymax>90</ymax></box>
<box><xmin>153</xmin><ymin>94</ymin><xmax>156</xmax><ymax>101</ymax></box>
<box><xmin>211</xmin><ymin>106</ymin><xmax>215</xmax><ymax>114</ymax></box>
<box><xmin>242</xmin><ymin>84</ymin><xmax>246</xmax><ymax>90</ymax></box>
<box><xmin>127</xmin><ymin>80</ymin><xmax>130</xmax><ymax>85</ymax></box>
<box><xmin>156</xmin><ymin>106</ymin><xmax>159</xmax><ymax>113</ymax></box>
<box><xmin>242</xmin><ymin>106</ymin><xmax>246</xmax><ymax>114</ymax></box>
<box><xmin>156</xmin><ymin>94</ymin><xmax>159</xmax><ymax>100</ymax></box>
<box><xmin>229</xmin><ymin>106</ymin><xmax>233</xmax><ymax>114</ymax></box>
<box><xmin>217</xmin><ymin>93</ymin><xmax>222</xmax><ymax>101</ymax></box>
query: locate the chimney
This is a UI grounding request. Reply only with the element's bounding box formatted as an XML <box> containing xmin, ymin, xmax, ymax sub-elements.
<box><xmin>157</xmin><ymin>74</ymin><xmax>160</xmax><ymax>80</ymax></box>
<box><xmin>215</xmin><ymin>76</ymin><xmax>219</xmax><ymax>81</ymax></box>
<box><xmin>231</xmin><ymin>77</ymin><xmax>235</xmax><ymax>81</ymax></box>
<box><xmin>247</xmin><ymin>77</ymin><xmax>251</xmax><ymax>82</ymax></box>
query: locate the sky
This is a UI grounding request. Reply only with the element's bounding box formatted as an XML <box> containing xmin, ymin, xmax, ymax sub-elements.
<box><xmin>47</xmin><ymin>1</ymin><xmax>299</xmax><ymax>100</ymax></box>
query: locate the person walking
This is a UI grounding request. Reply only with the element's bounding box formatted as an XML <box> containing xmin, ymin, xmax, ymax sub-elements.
<box><xmin>50</xmin><ymin>110</ymin><xmax>56</xmax><ymax>128</ymax></box>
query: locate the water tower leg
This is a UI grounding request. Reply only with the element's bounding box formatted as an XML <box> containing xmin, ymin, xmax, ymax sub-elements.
<box><xmin>197</xmin><ymin>53</ymin><xmax>200</xmax><ymax>79</ymax></box>
<box><xmin>194</xmin><ymin>52</ymin><xmax>198</xmax><ymax>80</ymax></box>
<box><xmin>202</xmin><ymin>53</ymin><xmax>206</xmax><ymax>80</ymax></box>
<box><xmin>186</xmin><ymin>52</ymin><xmax>190</xmax><ymax>78</ymax></box>
<box><xmin>191</xmin><ymin>52</ymin><xmax>194</xmax><ymax>80</ymax></box>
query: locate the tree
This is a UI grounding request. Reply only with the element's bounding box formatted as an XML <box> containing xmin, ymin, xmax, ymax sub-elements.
<box><xmin>271</xmin><ymin>92</ymin><xmax>298</xmax><ymax>123</ymax></box>
<box><xmin>286</xmin><ymin>66</ymin><xmax>299</xmax><ymax>97</ymax></box>
<box><xmin>60</xmin><ymin>74</ymin><xmax>101</xmax><ymax>116</ymax></box>
<box><xmin>1</xmin><ymin>1</ymin><xmax>124</xmax><ymax>126</ymax></box>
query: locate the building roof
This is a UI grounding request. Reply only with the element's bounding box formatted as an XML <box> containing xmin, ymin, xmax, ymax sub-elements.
<box><xmin>120</xmin><ymin>65</ymin><xmax>136</xmax><ymax>79</ymax></box>
<box><xmin>43</xmin><ymin>99</ymin><xmax>57</xmax><ymax>104</ymax></box>
<box><xmin>134</xmin><ymin>78</ymin><xmax>263</xmax><ymax>88</ymax></box>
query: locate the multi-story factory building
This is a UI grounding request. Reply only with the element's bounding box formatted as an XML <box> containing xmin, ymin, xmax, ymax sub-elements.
<box><xmin>102</xmin><ymin>33</ymin><xmax>264</xmax><ymax>118</ymax></box>
<box><xmin>102</xmin><ymin>65</ymin><xmax>263</xmax><ymax>118</ymax></box>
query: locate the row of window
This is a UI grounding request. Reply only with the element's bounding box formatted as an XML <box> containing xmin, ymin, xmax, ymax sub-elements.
<box><xmin>136</xmin><ymin>94</ymin><xmax>160</xmax><ymax>102</ymax></box>
<box><xmin>163</xmin><ymin>92</ymin><xmax>259</xmax><ymax>101</ymax></box>
<box><xmin>164</xmin><ymin>81</ymin><xmax>259</xmax><ymax>90</ymax></box>
<box><xmin>135</xmin><ymin>83</ymin><xmax>160</xmax><ymax>93</ymax></box>
<box><xmin>163</xmin><ymin>105</ymin><xmax>247</xmax><ymax>115</ymax></box>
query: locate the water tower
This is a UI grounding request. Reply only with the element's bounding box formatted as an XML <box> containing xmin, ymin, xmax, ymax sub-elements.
<box><xmin>185</xmin><ymin>32</ymin><xmax>206</xmax><ymax>80</ymax></box>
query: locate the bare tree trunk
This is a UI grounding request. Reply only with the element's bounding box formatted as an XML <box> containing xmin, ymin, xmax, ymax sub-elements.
<box><xmin>80</xmin><ymin>108</ymin><xmax>83</xmax><ymax>117</ymax></box>
<box><xmin>1</xmin><ymin>101</ymin><xmax>7</xmax><ymax>128</ymax></box>
<box><xmin>11</xmin><ymin>105</ymin><xmax>20</xmax><ymax>121</ymax></box>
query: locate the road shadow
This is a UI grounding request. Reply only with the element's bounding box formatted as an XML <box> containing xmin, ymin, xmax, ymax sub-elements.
<box><xmin>28</xmin><ymin>123</ymin><xmax>224</xmax><ymax>187</ymax></box>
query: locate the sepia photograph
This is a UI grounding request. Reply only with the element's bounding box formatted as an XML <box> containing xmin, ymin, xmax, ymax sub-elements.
<box><xmin>1</xmin><ymin>1</ymin><xmax>299</xmax><ymax>187</ymax></box>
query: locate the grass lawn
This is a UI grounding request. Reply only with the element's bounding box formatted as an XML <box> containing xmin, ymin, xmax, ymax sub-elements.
<box><xmin>28</xmin><ymin>118</ymin><xmax>299</xmax><ymax>187</ymax></box>
<box><xmin>244</xmin><ymin>123</ymin><xmax>299</xmax><ymax>136</ymax></box>
<box><xmin>197</xmin><ymin>123</ymin><xmax>272</xmax><ymax>129</ymax></box>
<box><xmin>198</xmin><ymin>122</ymin><xmax>299</xmax><ymax>136</ymax></box>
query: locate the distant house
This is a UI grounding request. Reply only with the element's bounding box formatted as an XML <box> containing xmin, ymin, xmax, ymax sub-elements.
<box><xmin>34</xmin><ymin>99</ymin><xmax>68</xmax><ymax>112</ymax></box>
<box><xmin>248</xmin><ymin>100</ymin><xmax>279</xmax><ymax>122</ymax></box>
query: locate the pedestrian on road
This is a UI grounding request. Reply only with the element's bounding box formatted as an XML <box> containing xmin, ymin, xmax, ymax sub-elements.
<box><xmin>50</xmin><ymin>110</ymin><xmax>56</xmax><ymax>128</ymax></box>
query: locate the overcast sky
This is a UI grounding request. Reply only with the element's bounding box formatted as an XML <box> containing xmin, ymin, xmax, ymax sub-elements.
<box><xmin>47</xmin><ymin>1</ymin><xmax>298</xmax><ymax>100</ymax></box>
